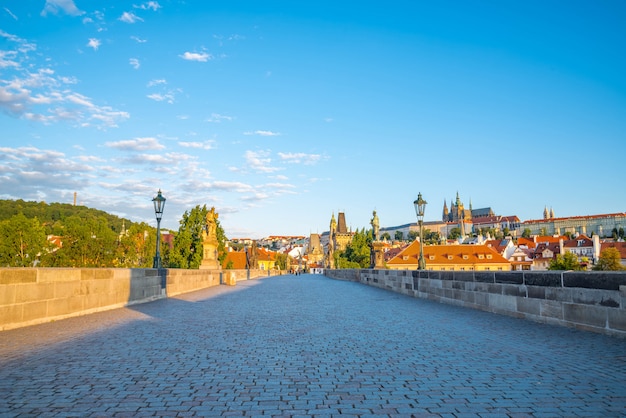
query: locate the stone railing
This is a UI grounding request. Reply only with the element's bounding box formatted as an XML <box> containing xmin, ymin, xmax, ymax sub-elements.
<box><xmin>0</xmin><ymin>268</ymin><xmax>282</xmax><ymax>331</ymax></box>
<box><xmin>324</xmin><ymin>269</ymin><xmax>626</xmax><ymax>337</ymax></box>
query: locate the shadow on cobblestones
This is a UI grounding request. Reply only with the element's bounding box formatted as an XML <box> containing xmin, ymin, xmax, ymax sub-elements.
<box><xmin>1</xmin><ymin>274</ymin><xmax>625</xmax><ymax>417</ymax></box>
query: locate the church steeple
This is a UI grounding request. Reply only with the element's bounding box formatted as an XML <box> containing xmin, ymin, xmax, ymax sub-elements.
<box><xmin>442</xmin><ymin>200</ymin><xmax>449</xmax><ymax>221</ymax></box>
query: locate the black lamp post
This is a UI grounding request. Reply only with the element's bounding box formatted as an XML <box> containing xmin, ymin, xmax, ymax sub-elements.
<box><xmin>413</xmin><ymin>192</ymin><xmax>427</xmax><ymax>270</ymax></box>
<box><xmin>152</xmin><ymin>189</ymin><xmax>166</xmax><ymax>268</ymax></box>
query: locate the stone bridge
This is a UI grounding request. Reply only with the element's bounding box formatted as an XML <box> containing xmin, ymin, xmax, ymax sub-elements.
<box><xmin>1</xmin><ymin>274</ymin><xmax>625</xmax><ymax>417</ymax></box>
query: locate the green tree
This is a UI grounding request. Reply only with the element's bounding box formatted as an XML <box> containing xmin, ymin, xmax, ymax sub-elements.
<box><xmin>548</xmin><ymin>252</ymin><xmax>584</xmax><ymax>271</ymax></box>
<box><xmin>394</xmin><ymin>230</ymin><xmax>404</xmax><ymax>241</ymax></box>
<box><xmin>407</xmin><ymin>230</ymin><xmax>420</xmax><ymax>241</ymax></box>
<box><xmin>342</xmin><ymin>228</ymin><xmax>372</xmax><ymax>268</ymax></box>
<box><xmin>522</xmin><ymin>228</ymin><xmax>532</xmax><ymax>238</ymax></box>
<box><xmin>115</xmin><ymin>222</ymin><xmax>155</xmax><ymax>267</ymax></box>
<box><xmin>448</xmin><ymin>227</ymin><xmax>462</xmax><ymax>240</ymax></box>
<box><xmin>380</xmin><ymin>232</ymin><xmax>391</xmax><ymax>241</ymax></box>
<box><xmin>0</xmin><ymin>214</ymin><xmax>48</xmax><ymax>267</ymax></box>
<box><xmin>593</xmin><ymin>248</ymin><xmax>624</xmax><ymax>271</ymax></box>
<box><xmin>275</xmin><ymin>252</ymin><xmax>288</xmax><ymax>271</ymax></box>
<box><xmin>169</xmin><ymin>205</ymin><xmax>227</xmax><ymax>269</ymax></box>
<box><xmin>49</xmin><ymin>215</ymin><xmax>117</xmax><ymax>267</ymax></box>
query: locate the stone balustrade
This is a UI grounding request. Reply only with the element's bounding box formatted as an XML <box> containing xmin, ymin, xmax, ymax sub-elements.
<box><xmin>324</xmin><ymin>269</ymin><xmax>626</xmax><ymax>337</ymax></box>
<box><xmin>0</xmin><ymin>268</ymin><xmax>280</xmax><ymax>331</ymax></box>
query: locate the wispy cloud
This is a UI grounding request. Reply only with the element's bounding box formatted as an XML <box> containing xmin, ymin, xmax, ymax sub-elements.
<box><xmin>278</xmin><ymin>152</ymin><xmax>322</xmax><ymax>165</ymax></box>
<box><xmin>87</xmin><ymin>38</ymin><xmax>101</xmax><ymax>50</ymax></box>
<box><xmin>178</xmin><ymin>140</ymin><xmax>216</xmax><ymax>150</ymax></box>
<box><xmin>131</xmin><ymin>36</ymin><xmax>147</xmax><ymax>43</ymax></box>
<box><xmin>105</xmin><ymin>137</ymin><xmax>165</xmax><ymax>151</ymax></box>
<box><xmin>206</xmin><ymin>113</ymin><xmax>234</xmax><ymax>123</ymax></box>
<box><xmin>147</xmin><ymin>79</ymin><xmax>166</xmax><ymax>87</ymax></box>
<box><xmin>41</xmin><ymin>0</ymin><xmax>84</xmax><ymax>17</ymax></box>
<box><xmin>244</xmin><ymin>130</ymin><xmax>281</xmax><ymax>137</ymax></box>
<box><xmin>4</xmin><ymin>7</ymin><xmax>18</xmax><ymax>20</ymax></box>
<box><xmin>0</xmin><ymin>33</ymin><xmax>129</xmax><ymax>128</ymax></box>
<box><xmin>134</xmin><ymin>2</ymin><xmax>161</xmax><ymax>11</ymax></box>
<box><xmin>180</xmin><ymin>51</ymin><xmax>212</xmax><ymax>62</ymax></box>
<box><xmin>129</xmin><ymin>58</ymin><xmax>140</xmax><ymax>69</ymax></box>
<box><xmin>119</xmin><ymin>12</ymin><xmax>143</xmax><ymax>24</ymax></box>
<box><xmin>245</xmin><ymin>150</ymin><xmax>281</xmax><ymax>173</ymax></box>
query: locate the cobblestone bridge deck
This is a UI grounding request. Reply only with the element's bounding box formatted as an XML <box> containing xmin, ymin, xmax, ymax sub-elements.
<box><xmin>1</xmin><ymin>274</ymin><xmax>625</xmax><ymax>417</ymax></box>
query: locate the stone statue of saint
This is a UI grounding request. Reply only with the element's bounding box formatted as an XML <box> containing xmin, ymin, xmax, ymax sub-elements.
<box><xmin>371</xmin><ymin>210</ymin><xmax>380</xmax><ymax>241</ymax></box>
<box><xmin>203</xmin><ymin>207</ymin><xmax>218</xmax><ymax>242</ymax></box>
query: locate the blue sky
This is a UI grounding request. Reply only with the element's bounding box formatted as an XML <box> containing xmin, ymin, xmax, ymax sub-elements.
<box><xmin>1</xmin><ymin>1</ymin><xmax>625</xmax><ymax>238</ymax></box>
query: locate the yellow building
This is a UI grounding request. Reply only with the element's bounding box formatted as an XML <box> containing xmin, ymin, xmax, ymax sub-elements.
<box><xmin>387</xmin><ymin>241</ymin><xmax>511</xmax><ymax>271</ymax></box>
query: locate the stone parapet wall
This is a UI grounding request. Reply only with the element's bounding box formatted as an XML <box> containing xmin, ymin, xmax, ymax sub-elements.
<box><xmin>324</xmin><ymin>269</ymin><xmax>626</xmax><ymax>337</ymax></box>
<box><xmin>0</xmin><ymin>268</ymin><xmax>280</xmax><ymax>331</ymax></box>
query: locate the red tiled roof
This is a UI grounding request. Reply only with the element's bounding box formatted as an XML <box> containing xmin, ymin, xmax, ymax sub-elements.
<box><xmin>523</xmin><ymin>213</ymin><xmax>626</xmax><ymax>224</ymax></box>
<box><xmin>600</xmin><ymin>242</ymin><xmax>626</xmax><ymax>259</ymax></box>
<box><xmin>387</xmin><ymin>242</ymin><xmax>510</xmax><ymax>267</ymax></box>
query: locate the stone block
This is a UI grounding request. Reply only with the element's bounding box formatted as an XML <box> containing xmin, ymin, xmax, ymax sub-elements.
<box><xmin>0</xmin><ymin>304</ymin><xmax>22</xmax><ymax>327</ymax></box>
<box><xmin>39</xmin><ymin>268</ymin><xmax>81</xmax><ymax>283</ymax></box>
<box><xmin>475</xmin><ymin>272</ymin><xmax>495</xmax><ymax>283</ymax></box>
<box><xmin>527</xmin><ymin>286</ymin><xmax>545</xmax><ymax>300</ymax></box>
<box><xmin>487</xmin><ymin>283</ymin><xmax>503</xmax><ymax>294</ymax></box>
<box><xmin>454</xmin><ymin>272</ymin><xmax>474</xmax><ymax>282</ymax></box>
<box><xmin>0</xmin><ymin>269</ymin><xmax>37</xmax><ymax>284</ymax></box>
<box><xmin>502</xmin><ymin>284</ymin><xmax>526</xmax><ymax>297</ymax></box>
<box><xmin>524</xmin><ymin>272</ymin><xmax>562</xmax><ymax>287</ymax></box>
<box><xmin>572</xmin><ymin>289</ymin><xmax>620</xmax><ymax>307</ymax></box>
<box><xmin>21</xmin><ymin>300</ymin><xmax>48</xmax><ymax>322</ymax></box>
<box><xmin>0</xmin><ymin>284</ymin><xmax>16</xmax><ymax>305</ymax></box>
<box><xmin>517</xmin><ymin>298</ymin><xmax>540</xmax><ymax>316</ymax></box>
<box><xmin>563</xmin><ymin>272</ymin><xmax>626</xmax><ymax>290</ymax></box>
<box><xmin>15</xmin><ymin>282</ymin><xmax>54</xmax><ymax>303</ymax></box>
<box><xmin>563</xmin><ymin>303</ymin><xmax>607</xmax><ymax>328</ymax></box>
<box><xmin>495</xmin><ymin>272</ymin><xmax>524</xmax><ymax>284</ymax></box>
<box><xmin>474</xmin><ymin>292</ymin><xmax>489</xmax><ymax>307</ymax></box>
<box><xmin>607</xmin><ymin>309</ymin><xmax>626</xmax><ymax>332</ymax></box>
<box><xmin>459</xmin><ymin>290</ymin><xmax>475</xmax><ymax>304</ymax></box>
<box><xmin>545</xmin><ymin>287</ymin><xmax>572</xmax><ymax>303</ymax></box>
<box><xmin>540</xmin><ymin>300</ymin><xmax>563</xmax><ymax>320</ymax></box>
<box><xmin>489</xmin><ymin>294</ymin><xmax>517</xmax><ymax>312</ymax></box>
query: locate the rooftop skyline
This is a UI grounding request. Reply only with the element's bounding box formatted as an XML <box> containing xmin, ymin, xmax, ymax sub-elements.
<box><xmin>1</xmin><ymin>1</ymin><xmax>625</xmax><ymax>238</ymax></box>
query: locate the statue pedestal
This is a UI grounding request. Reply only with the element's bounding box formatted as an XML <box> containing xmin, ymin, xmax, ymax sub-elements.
<box><xmin>371</xmin><ymin>241</ymin><xmax>386</xmax><ymax>269</ymax></box>
<box><xmin>199</xmin><ymin>239</ymin><xmax>221</xmax><ymax>270</ymax></box>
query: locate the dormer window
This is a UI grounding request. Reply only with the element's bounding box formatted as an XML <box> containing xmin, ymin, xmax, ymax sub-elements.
<box><xmin>487</xmin><ymin>254</ymin><xmax>492</xmax><ymax>259</ymax></box>
<box><xmin>462</xmin><ymin>255</ymin><xmax>468</xmax><ymax>260</ymax></box>
<box><xmin>478</xmin><ymin>254</ymin><xmax>484</xmax><ymax>259</ymax></box>
<box><xmin>429</xmin><ymin>255</ymin><xmax>435</xmax><ymax>260</ymax></box>
<box><xmin>448</xmin><ymin>255</ymin><xmax>453</xmax><ymax>260</ymax></box>
<box><xmin>402</xmin><ymin>256</ymin><xmax>409</xmax><ymax>261</ymax></box>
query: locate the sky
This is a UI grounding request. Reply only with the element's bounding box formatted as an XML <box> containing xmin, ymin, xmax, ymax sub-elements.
<box><xmin>1</xmin><ymin>0</ymin><xmax>625</xmax><ymax>239</ymax></box>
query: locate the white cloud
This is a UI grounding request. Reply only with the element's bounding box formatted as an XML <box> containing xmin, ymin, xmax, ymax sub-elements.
<box><xmin>41</xmin><ymin>0</ymin><xmax>84</xmax><ymax>17</ymax></box>
<box><xmin>105</xmin><ymin>137</ymin><xmax>165</xmax><ymax>151</ymax></box>
<box><xmin>206</xmin><ymin>113</ymin><xmax>234</xmax><ymax>123</ymax></box>
<box><xmin>180</xmin><ymin>51</ymin><xmax>212</xmax><ymax>62</ymax></box>
<box><xmin>147</xmin><ymin>92</ymin><xmax>175</xmax><ymax>103</ymax></box>
<box><xmin>87</xmin><ymin>38</ymin><xmax>101</xmax><ymax>50</ymax></box>
<box><xmin>129</xmin><ymin>58</ymin><xmax>140</xmax><ymax>69</ymax></box>
<box><xmin>134</xmin><ymin>2</ymin><xmax>161</xmax><ymax>11</ymax></box>
<box><xmin>4</xmin><ymin>8</ymin><xmax>18</xmax><ymax>20</ymax></box>
<box><xmin>245</xmin><ymin>150</ymin><xmax>281</xmax><ymax>173</ymax></box>
<box><xmin>119</xmin><ymin>12</ymin><xmax>143</xmax><ymax>23</ymax></box>
<box><xmin>244</xmin><ymin>130</ymin><xmax>281</xmax><ymax>137</ymax></box>
<box><xmin>147</xmin><ymin>79</ymin><xmax>167</xmax><ymax>87</ymax></box>
<box><xmin>178</xmin><ymin>140</ymin><xmax>216</xmax><ymax>150</ymax></box>
<box><xmin>278</xmin><ymin>152</ymin><xmax>322</xmax><ymax>165</ymax></box>
<box><xmin>0</xmin><ymin>35</ymin><xmax>128</xmax><ymax>128</ymax></box>
<box><xmin>131</xmin><ymin>36</ymin><xmax>147</xmax><ymax>43</ymax></box>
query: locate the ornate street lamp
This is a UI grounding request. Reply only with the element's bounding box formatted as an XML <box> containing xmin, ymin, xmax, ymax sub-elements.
<box><xmin>152</xmin><ymin>189</ymin><xmax>166</xmax><ymax>268</ymax></box>
<box><xmin>413</xmin><ymin>192</ymin><xmax>427</xmax><ymax>270</ymax></box>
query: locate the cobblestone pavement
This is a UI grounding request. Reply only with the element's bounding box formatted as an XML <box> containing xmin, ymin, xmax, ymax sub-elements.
<box><xmin>1</xmin><ymin>274</ymin><xmax>625</xmax><ymax>417</ymax></box>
